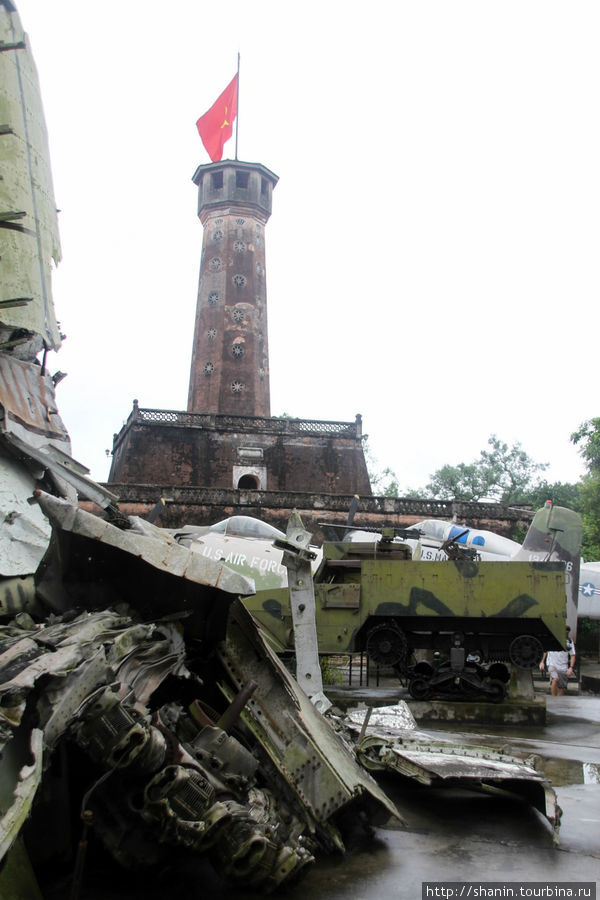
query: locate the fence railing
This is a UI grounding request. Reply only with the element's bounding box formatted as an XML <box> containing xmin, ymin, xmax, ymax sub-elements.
<box><xmin>113</xmin><ymin>401</ymin><xmax>362</xmax><ymax>444</ymax></box>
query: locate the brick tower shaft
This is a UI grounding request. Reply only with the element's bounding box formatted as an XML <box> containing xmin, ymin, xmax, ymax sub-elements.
<box><xmin>187</xmin><ymin>161</ymin><xmax>278</xmax><ymax>416</ymax></box>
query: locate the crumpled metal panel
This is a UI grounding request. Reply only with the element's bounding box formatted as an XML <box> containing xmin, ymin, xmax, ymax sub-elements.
<box><xmin>0</xmin><ymin>354</ymin><xmax>77</xmax><ymax>564</ymax></box>
<box><xmin>347</xmin><ymin>703</ymin><xmax>549</xmax><ymax>782</ymax></box>
<box><xmin>0</xmin><ymin>729</ymin><xmax>43</xmax><ymax>862</ymax></box>
<box><xmin>346</xmin><ymin>703</ymin><xmax>418</xmax><ymax>732</ymax></box>
<box><xmin>0</xmin><ymin>7</ymin><xmax>62</xmax><ymax>349</ymax></box>
<box><xmin>0</xmin><ymin>635</ymin><xmax>96</xmax><ymax>694</ymax></box>
<box><xmin>0</xmin><ymin>455</ymin><xmax>51</xmax><ymax>576</ymax></box>
<box><xmin>0</xmin><ymin>354</ymin><xmax>120</xmax><ymax>515</ymax></box>
<box><xmin>0</xmin><ymin>355</ymin><xmax>69</xmax><ymax>441</ymax></box>
<box><xmin>0</xmin><ymin>607</ymin><xmax>319</xmax><ymax>889</ymax></box>
<box><xmin>34</xmin><ymin>491</ymin><xmax>256</xmax><ymax>596</ymax></box>
<box><xmin>0</xmin><ymin>612</ymin><xmax>185</xmax><ymax>748</ymax></box>
<box><xmin>218</xmin><ymin>601</ymin><xmax>402</xmax><ymax>846</ymax></box>
<box><xmin>379</xmin><ymin>741</ymin><xmax>544</xmax><ymax>782</ymax></box>
<box><xmin>346</xmin><ymin>703</ymin><xmax>560</xmax><ymax>842</ymax></box>
<box><xmin>0</xmin><ymin>355</ymin><xmax>74</xmax><ymax>578</ymax></box>
<box><xmin>0</xmin><ymin>575</ymin><xmax>38</xmax><ymax>616</ymax></box>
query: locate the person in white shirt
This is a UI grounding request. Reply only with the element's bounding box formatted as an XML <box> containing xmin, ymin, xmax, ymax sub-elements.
<box><xmin>539</xmin><ymin>626</ymin><xmax>576</xmax><ymax>696</ymax></box>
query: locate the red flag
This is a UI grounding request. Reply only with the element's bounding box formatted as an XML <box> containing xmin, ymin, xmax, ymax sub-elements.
<box><xmin>196</xmin><ymin>74</ymin><xmax>238</xmax><ymax>162</ymax></box>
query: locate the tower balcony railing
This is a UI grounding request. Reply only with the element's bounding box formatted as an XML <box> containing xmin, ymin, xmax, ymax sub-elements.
<box><xmin>113</xmin><ymin>401</ymin><xmax>363</xmax><ymax>448</ymax></box>
<box><xmin>102</xmin><ymin>483</ymin><xmax>532</xmax><ymax>524</ymax></box>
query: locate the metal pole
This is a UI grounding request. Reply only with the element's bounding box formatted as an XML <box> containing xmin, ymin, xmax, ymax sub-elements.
<box><xmin>235</xmin><ymin>52</ymin><xmax>240</xmax><ymax>160</ymax></box>
<box><xmin>358</xmin><ymin>706</ymin><xmax>373</xmax><ymax>742</ymax></box>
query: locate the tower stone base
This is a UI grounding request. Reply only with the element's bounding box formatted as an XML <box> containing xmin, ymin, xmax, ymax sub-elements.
<box><xmin>108</xmin><ymin>402</ymin><xmax>372</xmax><ymax>496</ymax></box>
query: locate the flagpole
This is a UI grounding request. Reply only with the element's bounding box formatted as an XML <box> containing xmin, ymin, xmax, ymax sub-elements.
<box><xmin>235</xmin><ymin>52</ymin><xmax>240</xmax><ymax>160</ymax></box>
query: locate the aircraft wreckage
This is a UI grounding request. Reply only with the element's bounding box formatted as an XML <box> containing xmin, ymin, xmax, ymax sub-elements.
<box><xmin>0</xmin><ymin>476</ymin><xmax>564</xmax><ymax>896</ymax></box>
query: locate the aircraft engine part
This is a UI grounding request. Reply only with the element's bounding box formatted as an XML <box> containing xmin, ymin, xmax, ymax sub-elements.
<box><xmin>365</xmin><ymin>621</ymin><xmax>408</xmax><ymax>668</ymax></box>
<box><xmin>185</xmin><ymin>724</ymin><xmax>259</xmax><ymax>790</ymax></box>
<box><xmin>509</xmin><ymin>634</ymin><xmax>544</xmax><ymax>669</ymax></box>
<box><xmin>69</xmin><ymin>679</ymin><xmax>317</xmax><ymax>890</ymax></box>
<box><xmin>142</xmin><ymin>765</ymin><xmax>311</xmax><ymax>890</ymax></box>
<box><xmin>208</xmin><ymin>814</ymin><xmax>281</xmax><ymax>887</ymax></box>
<box><xmin>77</xmin><ymin>776</ymin><xmax>171</xmax><ymax>871</ymax></box>
<box><xmin>242</xmin><ymin>787</ymin><xmax>315</xmax><ymax>888</ymax></box>
<box><xmin>413</xmin><ymin>660</ymin><xmax>434</xmax><ymax>677</ymax></box>
<box><xmin>144</xmin><ymin>764</ymin><xmax>218</xmax><ymax>836</ymax></box>
<box><xmin>73</xmin><ymin>689</ymin><xmax>167</xmax><ymax>773</ymax></box>
<box><xmin>0</xmin><ymin>597</ymin><xmax>340</xmax><ymax>892</ymax></box>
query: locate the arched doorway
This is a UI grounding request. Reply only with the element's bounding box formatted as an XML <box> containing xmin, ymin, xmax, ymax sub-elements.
<box><xmin>237</xmin><ymin>473</ymin><xmax>260</xmax><ymax>489</ymax></box>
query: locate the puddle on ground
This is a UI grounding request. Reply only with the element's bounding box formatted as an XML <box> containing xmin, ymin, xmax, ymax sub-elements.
<box><xmin>537</xmin><ymin>756</ymin><xmax>587</xmax><ymax>785</ymax></box>
<box><xmin>582</xmin><ymin>761</ymin><xmax>600</xmax><ymax>783</ymax></box>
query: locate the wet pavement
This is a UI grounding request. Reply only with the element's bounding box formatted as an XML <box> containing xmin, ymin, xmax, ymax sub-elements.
<box><xmin>43</xmin><ymin>677</ymin><xmax>600</xmax><ymax>899</ymax></box>
<box><xmin>282</xmin><ymin>690</ymin><xmax>600</xmax><ymax>900</ymax></box>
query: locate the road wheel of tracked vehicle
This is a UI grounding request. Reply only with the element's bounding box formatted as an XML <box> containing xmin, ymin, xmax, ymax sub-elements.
<box><xmin>487</xmin><ymin>662</ymin><xmax>510</xmax><ymax>684</ymax></box>
<box><xmin>409</xmin><ymin>676</ymin><xmax>432</xmax><ymax>701</ymax></box>
<box><xmin>413</xmin><ymin>661</ymin><xmax>434</xmax><ymax>678</ymax></box>
<box><xmin>486</xmin><ymin>678</ymin><xmax>506</xmax><ymax>703</ymax></box>
<box><xmin>365</xmin><ymin>622</ymin><xmax>408</xmax><ymax>668</ymax></box>
<box><xmin>509</xmin><ymin>634</ymin><xmax>544</xmax><ymax>669</ymax></box>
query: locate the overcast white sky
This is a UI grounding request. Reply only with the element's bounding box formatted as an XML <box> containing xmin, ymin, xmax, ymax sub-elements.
<box><xmin>15</xmin><ymin>0</ymin><xmax>600</xmax><ymax>491</ymax></box>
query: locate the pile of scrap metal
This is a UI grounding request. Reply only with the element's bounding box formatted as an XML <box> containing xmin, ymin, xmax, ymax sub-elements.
<box><xmin>1</xmin><ymin>481</ymin><xmax>405</xmax><ymax>896</ymax></box>
<box><xmin>0</xmin><ymin>470</ymin><xmax>564</xmax><ymax>899</ymax></box>
<box><xmin>0</xmin><ymin>496</ymin><xmax>564</xmax><ymax>900</ymax></box>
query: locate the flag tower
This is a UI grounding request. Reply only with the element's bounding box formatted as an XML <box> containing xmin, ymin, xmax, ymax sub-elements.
<box><xmin>107</xmin><ymin>72</ymin><xmax>371</xmax><ymax>500</ymax></box>
<box><xmin>187</xmin><ymin>159</ymin><xmax>278</xmax><ymax>416</ymax></box>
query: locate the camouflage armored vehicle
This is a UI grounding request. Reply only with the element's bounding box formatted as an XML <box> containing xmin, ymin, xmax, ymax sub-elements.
<box><xmin>245</xmin><ymin>534</ymin><xmax>569</xmax><ymax>702</ymax></box>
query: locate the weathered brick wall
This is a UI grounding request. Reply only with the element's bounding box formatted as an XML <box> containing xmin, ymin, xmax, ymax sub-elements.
<box><xmin>85</xmin><ymin>485</ymin><xmax>532</xmax><ymax>545</ymax></box>
<box><xmin>109</xmin><ymin>413</ymin><xmax>372</xmax><ymax>495</ymax></box>
<box><xmin>264</xmin><ymin>434</ymin><xmax>371</xmax><ymax>494</ymax></box>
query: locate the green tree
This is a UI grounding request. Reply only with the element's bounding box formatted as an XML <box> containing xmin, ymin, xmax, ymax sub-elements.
<box><xmin>518</xmin><ymin>480</ymin><xmax>581</xmax><ymax>512</ymax></box>
<box><xmin>571</xmin><ymin>418</ymin><xmax>600</xmax><ymax>560</ymax></box>
<box><xmin>426</xmin><ymin>463</ymin><xmax>491</xmax><ymax>501</ymax></box>
<box><xmin>424</xmin><ymin>435</ymin><xmax>548</xmax><ymax>503</ymax></box>
<box><xmin>571</xmin><ymin>417</ymin><xmax>600</xmax><ymax>471</ymax></box>
<box><xmin>479</xmin><ymin>436</ymin><xmax>549</xmax><ymax>503</ymax></box>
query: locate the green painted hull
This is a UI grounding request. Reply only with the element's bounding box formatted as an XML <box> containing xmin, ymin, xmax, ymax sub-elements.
<box><xmin>246</xmin><ymin>556</ymin><xmax>567</xmax><ymax>661</ymax></box>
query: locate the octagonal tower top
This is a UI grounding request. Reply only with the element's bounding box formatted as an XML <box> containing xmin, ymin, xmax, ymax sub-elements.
<box><xmin>192</xmin><ymin>160</ymin><xmax>279</xmax><ymax>225</ymax></box>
